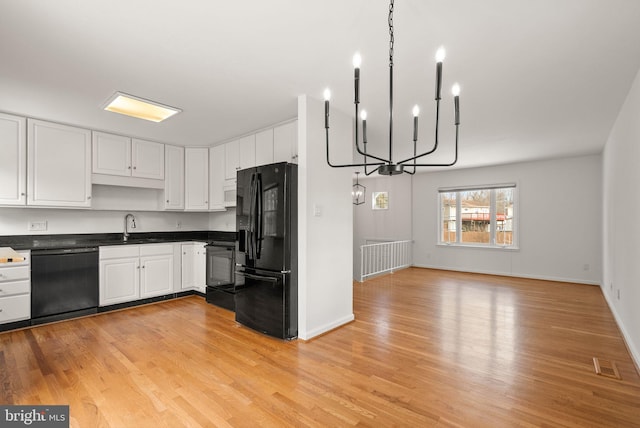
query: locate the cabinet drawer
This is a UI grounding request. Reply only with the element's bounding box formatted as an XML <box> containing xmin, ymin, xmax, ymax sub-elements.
<box><xmin>0</xmin><ymin>294</ymin><xmax>30</xmax><ymax>324</ymax></box>
<box><xmin>0</xmin><ymin>266</ymin><xmax>30</xmax><ymax>282</ymax></box>
<box><xmin>100</xmin><ymin>245</ymin><xmax>140</xmax><ymax>260</ymax></box>
<box><xmin>0</xmin><ymin>250</ymin><xmax>30</xmax><ymax>267</ymax></box>
<box><xmin>140</xmin><ymin>244</ymin><xmax>173</xmax><ymax>256</ymax></box>
<box><xmin>0</xmin><ymin>280</ymin><xmax>30</xmax><ymax>297</ymax></box>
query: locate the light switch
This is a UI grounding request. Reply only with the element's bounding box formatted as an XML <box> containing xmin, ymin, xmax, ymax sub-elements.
<box><xmin>313</xmin><ymin>204</ymin><xmax>322</xmax><ymax>217</ymax></box>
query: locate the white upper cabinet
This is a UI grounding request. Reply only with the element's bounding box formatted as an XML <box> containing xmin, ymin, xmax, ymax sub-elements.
<box><xmin>92</xmin><ymin>131</ymin><xmax>164</xmax><ymax>180</ymax></box>
<box><xmin>255</xmin><ymin>128</ymin><xmax>274</xmax><ymax>166</ymax></box>
<box><xmin>225</xmin><ymin>135</ymin><xmax>256</xmax><ymax>180</ymax></box>
<box><xmin>238</xmin><ymin>134</ymin><xmax>256</xmax><ymax>170</ymax></box>
<box><xmin>209</xmin><ymin>145</ymin><xmax>226</xmax><ymax>211</ymax></box>
<box><xmin>0</xmin><ymin>112</ymin><xmax>26</xmax><ymax>205</ymax></box>
<box><xmin>185</xmin><ymin>147</ymin><xmax>209</xmax><ymax>210</ymax></box>
<box><xmin>224</xmin><ymin>139</ymin><xmax>239</xmax><ymax>180</ymax></box>
<box><xmin>27</xmin><ymin>119</ymin><xmax>92</xmax><ymax>208</ymax></box>
<box><xmin>164</xmin><ymin>144</ymin><xmax>185</xmax><ymax>210</ymax></box>
<box><xmin>92</xmin><ymin>131</ymin><xmax>131</xmax><ymax>176</ymax></box>
<box><xmin>132</xmin><ymin>138</ymin><xmax>164</xmax><ymax>179</ymax></box>
<box><xmin>274</xmin><ymin>120</ymin><xmax>298</xmax><ymax>163</ymax></box>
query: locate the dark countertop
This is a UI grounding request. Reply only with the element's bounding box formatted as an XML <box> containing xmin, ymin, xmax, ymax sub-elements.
<box><xmin>0</xmin><ymin>230</ymin><xmax>237</xmax><ymax>251</ymax></box>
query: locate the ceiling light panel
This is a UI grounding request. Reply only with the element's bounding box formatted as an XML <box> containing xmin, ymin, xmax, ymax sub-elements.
<box><xmin>102</xmin><ymin>92</ymin><xmax>181</xmax><ymax>122</ymax></box>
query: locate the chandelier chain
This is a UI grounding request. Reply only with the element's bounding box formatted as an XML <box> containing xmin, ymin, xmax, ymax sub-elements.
<box><xmin>388</xmin><ymin>0</ymin><xmax>394</xmax><ymax>67</ymax></box>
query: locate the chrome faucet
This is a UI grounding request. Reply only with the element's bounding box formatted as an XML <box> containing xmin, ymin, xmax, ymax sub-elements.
<box><xmin>124</xmin><ymin>213</ymin><xmax>136</xmax><ymax>241</ymax></box>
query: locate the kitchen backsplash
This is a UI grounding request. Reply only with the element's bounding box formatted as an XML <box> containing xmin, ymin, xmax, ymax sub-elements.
<box><xmin>0</xmin><ymin>208</ymin><xmax>234</xmax><ymax>235</ymax></box>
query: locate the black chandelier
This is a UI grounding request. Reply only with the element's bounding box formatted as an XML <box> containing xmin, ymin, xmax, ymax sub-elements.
<box><xmin>324</xmin><ymin>0</ymin><xmax>461</xmax><ymax>176</ymax></box>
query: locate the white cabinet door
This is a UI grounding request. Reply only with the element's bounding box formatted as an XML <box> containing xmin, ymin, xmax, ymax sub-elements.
<box><xmin>140</xmin><ymin>254</ymin><xmax>173</xmax><ymax>298</ymax></box>
<box><xmin>274</xmin><ymin>120</ymin><xmax>298</xmax><ymax>163</ymax></box>
<box><xmin>194</xmin><ymin>243</ymin><xmax>207</xmax><ymax>293</ymax></box>
<box><xmin>27</xmin><ymin>119</ymin><xmax>92</xmax><ymax>207</ymax></box>
<box><xmin>255</xmin><ymin>128</ymin><xmax>274</xmax><ymax>166</ymax></box>
<box><xmin>132</xmin><ymin>139</ymin><xmax>164</xmax><ymax>179</ymax></box>
<box><xmin>238</xmin><ymin>134</ymin><xmax>256</xmax><ymax>170</ymax></box>
<box><xmin>224</xmin><ymin>139</ymin><xmax>239</xmax><ymax>180</ymax></box>
<box><xmin>99</xmin><ymin>257</ymin><xmax>140</xmax><ymax>306</ymax></box>
<box><xmin>181</xmin><ymin>244</ymin><xmax>196</xmax><ymax>290</ymax></box>
<box><xmin>185</xmin><ymin>147</ymin><xmax>209</xmax><ymax>210</ymax></box>
<box><xmin>209</xmin><ymin>145</ymin><xmax>226</xmax><ymax>211</ymax></box>
<box><xmin>0</xmin><ymin>112</ymin><xmax>26</xmax><ymax>205</ymax></box>
<box><xmin>181</xmin><ymin>243</ymin><xmax>206</xmax><ymax>292</ymax></box>
<box><xmin>164</xmin><ymin>145</ymin><xmax>185</xmax><ymax>210</ymax></box>
<box><xmin>92</xmin><ymin>131</ymin><xmax>131</xmax><ymax>176</ymax></box>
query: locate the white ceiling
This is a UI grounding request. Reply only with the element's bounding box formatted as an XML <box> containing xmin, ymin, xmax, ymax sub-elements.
<box><xmin>2</xmin><ymin>0</ymin><xmax>640</xmax><ymax>170</ymax></box>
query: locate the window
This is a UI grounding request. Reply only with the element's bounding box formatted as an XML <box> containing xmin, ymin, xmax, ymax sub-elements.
<box><xmin>438</xmin><ymin>184</ymin><xmax>516</xmax><ymax>248</ymax></box>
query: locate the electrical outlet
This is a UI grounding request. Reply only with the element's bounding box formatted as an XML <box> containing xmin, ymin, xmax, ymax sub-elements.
<box><xmin>176</xmin><ymin>220</ymin><xmax>182</xmax><ymax>229</ymax></box>
<box><xmin>28</xmin><ymin>220</ymin><xmax>47</xmax><ymax>231</ymax></box>
<box><xmin>583</xmin><ymin>263</ymin><xmax>589</xmax><ymax>271</ymax></box>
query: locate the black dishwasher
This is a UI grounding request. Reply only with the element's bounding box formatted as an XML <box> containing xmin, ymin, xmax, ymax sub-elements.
<box><xmin>31</xmin><ymin>247</ymin><xmax>99</xmax><ymax>325</ymax></box>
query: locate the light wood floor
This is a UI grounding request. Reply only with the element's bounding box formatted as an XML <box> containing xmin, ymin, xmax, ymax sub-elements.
<box><xmin>1</xmin><ymin>268</ymin><xmax>639</xmax><ymax>427</ymax></box>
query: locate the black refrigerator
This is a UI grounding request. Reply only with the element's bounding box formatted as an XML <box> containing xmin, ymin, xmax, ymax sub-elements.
<box><xmin>235</xmin><ymin>162</ymin><xmax>297</xmax><ymax>340</ymax></box>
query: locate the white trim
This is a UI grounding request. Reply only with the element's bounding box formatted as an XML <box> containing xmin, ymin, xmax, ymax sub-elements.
<box><xmin>412</xmin><ymin>263</ymin><xmax>601</xmax><ymax>286</ymax></box>
<box><xmin>438</xmin><ymin>182</ymin><xmax>517</xmax><ymax>193</ymax></box>
<box><xmin>601</xmin><ymin>285</ymin><xmax>640</xmax><ymax>371</ymax></box>
<box><xmin>299</xmin><ymin>313</ymin><xmax>355</xmax><ymax>340</ymax></box>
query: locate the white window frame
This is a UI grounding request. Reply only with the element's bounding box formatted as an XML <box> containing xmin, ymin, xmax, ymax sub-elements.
<box><xmin>437</xmin><ymin>183</ymin><xmax>518</xmax><ymax>249</ymax></box>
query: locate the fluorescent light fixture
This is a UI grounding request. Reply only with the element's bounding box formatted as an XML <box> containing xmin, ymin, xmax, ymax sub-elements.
<box><xmin>102</xmin><ymin>92</ymin><xmax>182</xmax><ymax>122</ymax></box>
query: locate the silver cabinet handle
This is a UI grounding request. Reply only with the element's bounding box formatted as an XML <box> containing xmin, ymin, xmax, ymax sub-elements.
<box><xmin>166</xmin><ymin>200</ymin><xmax>170</xmax><ymax>203</ymax></box>
<box><xmin>128</xmin><ymin>166</ymin><xmax>132</xmax><ymax>169</ymax></box>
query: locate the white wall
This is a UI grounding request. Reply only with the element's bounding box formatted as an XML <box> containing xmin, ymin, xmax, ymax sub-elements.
<box><xmin>0</xmin><ymin>207</ymin><xmax>210</xmax><ymax>235</ymax></box>
<box><xmin>412</xmin><ymin>154</ymin><xmax>603</xmax><ymax>285</ymax></box>
<box><xmin>352</xmin><ymin>173</ymin><xmax>413</xmax><ymax>279</ymax></box>
<box><xmin>208</xmin><ymin>209</ymin><xmax>235</xmax><ymax>232</ymax></box>
<box><xmin>602</xmin><ymin>66</ymin><xmax>640</xmax><ymax>367</ymax></box>
<box><xmin>297</xmin><ymin>94</ymin><xmax>354</xmax><ymax>340</ymax></box>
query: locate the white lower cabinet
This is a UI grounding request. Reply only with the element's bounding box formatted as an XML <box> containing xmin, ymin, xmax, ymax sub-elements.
<box><xmin>181</xmin><ymin>242</ymin><xmax>207</xmax><ymax>293</ymax></box>
<box><xmin>140</xmin><ymin>253</ymin><xmax>173</xmax><ymax>298</ymax></box>
<box><xmin>99</xmin><ymin>244</ymin><xmax>173</xmax><ymax>306</ymax></box>
<box><xmin>100</xmin><ymin>255</ymin><xmax>140</xmax><ymax>306</ymax></box>
<box><xmin>0</xmin><ymin>250</ymin><xmax>31</xmax><ymax>324</ymax></box>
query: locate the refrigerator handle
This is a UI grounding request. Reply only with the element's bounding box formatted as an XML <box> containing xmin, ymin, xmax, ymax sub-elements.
<box><xmin>256</xmin><ymin>172</ymin><xmax>263</xmax><ymax>259</ymax></box>
<box><xmin>248</xmin><ymin>172</ymin><xmax>256</xmax><ymax>260</ymax></box>
<box><xmin>236</xmin><ymin>271</ymin><xmax>280</xmax><ymax>283</ymax></box>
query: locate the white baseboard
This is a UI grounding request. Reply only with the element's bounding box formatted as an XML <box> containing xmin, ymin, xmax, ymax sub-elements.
<box><xmin>299</xmin><ymin>313</ymin><xmax>355</xmax><ymax>340</ymax></box>
<box><xmin>601</xmin><ymin>287</ymin><xmax>640</xmax><ymax>373</ymax></box>
<box><xmin>411</xmin><ymin>263</ymin><xmax>600</xmax><ymax>286</ymax></box>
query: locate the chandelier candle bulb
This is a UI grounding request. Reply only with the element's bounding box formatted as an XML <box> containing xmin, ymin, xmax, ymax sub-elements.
<box><xmin>452</xmin><ymin>84</ymin><xmax>460</xmax><ymax>125</ymax></box>
<box><xmin>361</xmin><ymin>110</ymin><xmax>368</xmax><ymax>143</ymax></box>
<box><xmin>412</xmin><ymin>105</ymin><xmax>420</xmax><ymax>142</ymax></box>
<box><xmin>353</xmin><ymin>53</ymin><xmax>362</xmax><ymax>104</ymax></box>
<box><xmin>435</xmin><ymin>47</ymin><xmax>445</xmax><ymax>101</ymax></box>
<box><xmin>323</xmin><ymin>89</ymin><xmax>331</xmax><ymax>128</ymax></box>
